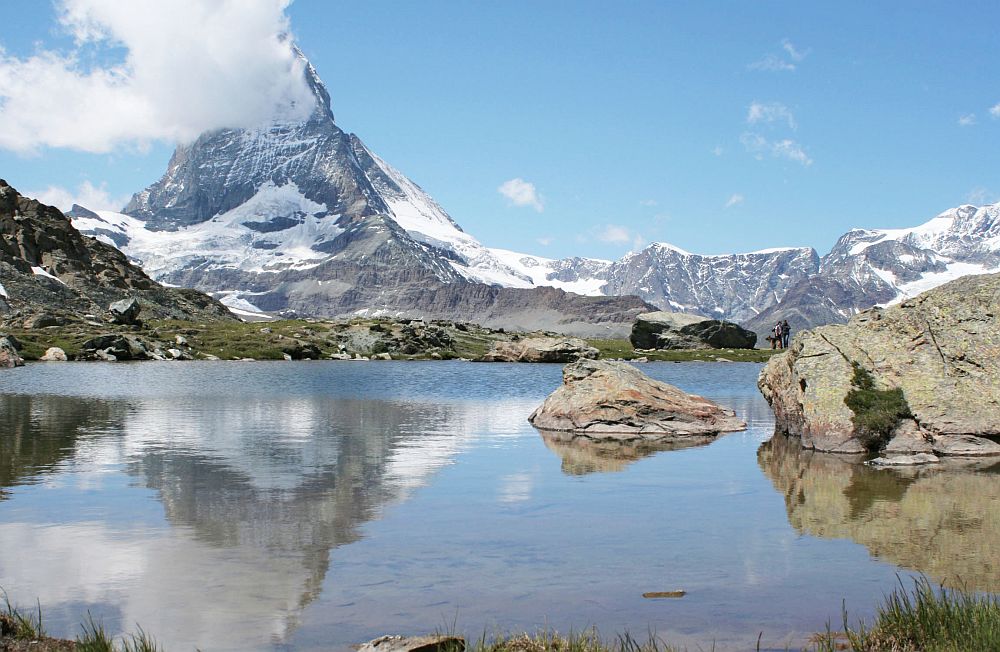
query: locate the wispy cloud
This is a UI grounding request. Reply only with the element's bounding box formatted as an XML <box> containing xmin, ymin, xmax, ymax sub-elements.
<box><xmin>741</xmin><ymin>132</ymin><xmax>812</xmax><ymax>166</ymax></box>
<box><xmin>711</xmin><ymin>145</ymin><xmax>724</xmax><ymax>157</ymax></box>
<box><xmin>639</xmin><ymin>199</ymin><xmax>658</xmax><ymax>207</ymax></box>
<box><xmin>967</xmin><ymin>187</ymin><xmax>998</xmax><ymax>205</ymax></box>
<box><xmin>958</xmin><ymin>114</ymin><xmax>977</xmax><ymax>127</ymax></box>
<box><xmin>749</xmin><ymin>38</ymin><xmax>808</xmax><ymax>72</ymax></box>
<box><xmin>990</xmin><ymin>102</ymin><xmax>1000</xmax><ymax>118</ymax></box>
<box><xmin>747</xmin><ymin>101</ymin><xmax>797</xmax><ymax>129</ymax></box>
<box><xmin>498</xmin><ymin>178</ymin><xmax>544</xmax><ymax>212</ymax></box>
<box><xmin>0</xmin><ymin>0</ymin><xmax>312</xmax><ymax>154</ymax></box>
<box><xmin>724</xmin><ymin>193</ymin><xmax>744</xmax><ymax>209</ymax></box>
<box><xmin>27</xmin><ymin>180</ymin><xmax>131</xmax><ymax>212</ymax></box>
<box><xmin>596</xmin><ymin>224</ymin><xmax>645</xmax><ymax>251</ymax></box>
<box><xmin>536</xmin><ymin>236</ymin><xmax>553</xmax><ymax>246</ymax></box>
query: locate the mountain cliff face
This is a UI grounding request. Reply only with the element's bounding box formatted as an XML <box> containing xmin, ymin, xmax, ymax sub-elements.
<box><xmin>0</xmin><ymin>180</ymin><xmax>233</xmax><ymax>327</ymax></box>
<box><xmin>747</xmin><ymin>201</ymin><xmax>1000</xmax><ymax>337</ymax></box>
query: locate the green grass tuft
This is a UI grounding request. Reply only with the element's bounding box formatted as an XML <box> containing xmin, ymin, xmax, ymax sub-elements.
<box><xmin>1</xmin><ymin>591</ymin><xmax>45</xmax><ymax>640</ymax></box>
<box><xmin>843</xmin><ymin>362</ymin><xmax>913</xmax><ymax>452</ymax></box>
<box><xmin>813</xmin><ymin>576</ymin><xmax>1000</xmax><ymax>652</ymax></box>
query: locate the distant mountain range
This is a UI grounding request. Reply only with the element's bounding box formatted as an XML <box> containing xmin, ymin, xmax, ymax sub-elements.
<box><xmin>67</xmin><ymin>46</ymin><xmax>1000</xmax><ymax>337</ymax></box>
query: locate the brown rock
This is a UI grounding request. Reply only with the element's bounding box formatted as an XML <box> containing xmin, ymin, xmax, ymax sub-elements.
<box><xmin>528</xmin><ymin>359</ymin><xmax>746</xmax><ymax>438</ymax></box>
<box><xmin>481</xmin><ymin>336</ymin><xmax>599</xmax><ymax>363</ymax></box>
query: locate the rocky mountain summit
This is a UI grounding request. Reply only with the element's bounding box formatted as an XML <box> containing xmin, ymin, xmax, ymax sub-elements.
<box><xmin>0</xmin><ymin>179</ymin><xmax>232</xmax><ymax>329</ymax></box>
<box><xmin>758</xmin><ymin>273</ymin><xmax>1000</xmax><ymax>457</ymax></box>
<box><xmin>70</xmin><ymin>50</ymin><xmax>650</xmax><ymax>336</ymax></box>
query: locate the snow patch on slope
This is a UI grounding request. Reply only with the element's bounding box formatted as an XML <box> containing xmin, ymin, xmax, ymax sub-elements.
<box><xmin>75</xmin><ymin>182</ymin><xmax>341</xmax><ymax>277</ymax></box>
<box><xmin>883</xmin><ymin>262</ymin><xmax>993</xmax><ymax>306</ymax></box>
<box><xmin>488</xmin><ymin>248</ymin><xmax>610</xmax><ymax>295</ymax></box>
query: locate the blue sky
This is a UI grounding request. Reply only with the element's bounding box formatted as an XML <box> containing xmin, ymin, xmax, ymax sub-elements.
<box><xmin>1</xmin><ymin>1</ymin><xmax>997</xmax><ymax>260</ymax></box>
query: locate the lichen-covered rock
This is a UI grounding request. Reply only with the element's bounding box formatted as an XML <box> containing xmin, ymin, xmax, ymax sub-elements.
<box><xmin>758</xmin><ymin>273</ymin><xmax>1000</xmax><ymax>455</ymax></box>
<box><xmin>630</xmin><ymin>311</ymin><xmax>757</xmax><ymax>350</ymax></box>
<box><xmin>0</xmin><ymin>335</ymin><xmax>24</xmax><ymax>368</ymax></box>
<box><xmin>528</xmin><ymin>359</ymin><xmax>746</xmax><ymax>438</ymax></box>
<box><xmin>481</xmin><ymin>336</ymin><xmax>598</xmax><ymax>362</ymax></box>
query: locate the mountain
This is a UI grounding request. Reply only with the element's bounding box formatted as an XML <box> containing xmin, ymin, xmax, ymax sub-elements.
<box><xmin>0</xmin><ymin>180</ymin><xmax>233</xmax><ymax>327</ymax></box>
<box><xmin>746</xmin><ymin>201</ymin><xmax>1000</xmax><ymax>337</ymax></box>
<box><xmin>71</xmin><ymin>49</ymin><xmax>651</xmax><ymax>335</ymax></box>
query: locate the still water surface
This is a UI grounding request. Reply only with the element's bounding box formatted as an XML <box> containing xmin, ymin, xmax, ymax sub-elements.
<box><xmin>1</xmin><ymin>361</ymin><xmax>998</xmax><ymax>651</ymax></box>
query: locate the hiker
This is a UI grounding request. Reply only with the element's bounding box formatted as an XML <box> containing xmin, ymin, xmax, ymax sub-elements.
<box><xmin>781</xmin><ymin>319</ymin><xmax>791</xmax><ymax>348</ymax></box>
<box><xmin>773</xmin><ymin>322</ymin><xmax>783</xmax><ymax>349</ymax></box>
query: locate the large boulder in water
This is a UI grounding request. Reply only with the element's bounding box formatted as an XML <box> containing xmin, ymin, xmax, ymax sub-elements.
<box><xmin>528</xmin><ymin>359</ymin><xmax>746</xmax><ymax>438</ymax></box>
<box><xmin>481</xmin><ymin>336</ymin><xmax>599</xmax><ymax>362</ymax></box>
<box><xmin>630</xmin><ymin>311</ymin><xmax>757</xmax><ymax>350</ymax></box>
<box><xmin>758</xmin><ymin>273</ymin><xmax>1000</xmax><ymax>456</ymax></box>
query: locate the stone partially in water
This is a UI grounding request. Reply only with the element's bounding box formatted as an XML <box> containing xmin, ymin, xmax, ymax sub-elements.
<box><xmin>358</xmin><ymin>635</ymin><xmax>465</xmax><ymax>652</ymax></box>
<box><xmin>528</xmin><ymin>359</ymin><xmax>746</xmax><ymax>438</ymax></box>
<box><xmin>480</xmin><ymin>336</ymin><xmax>599</xmax><ymax>362</ymax></box>
<box><xmin>40</xmin><ymin>346</ymin><xmax>68</xmax><ymax>362</ymax></box>
<box><xmin>758</xmin><ymin>273</ymin><xmax>1000</xmax><ymax>455</ymax></box>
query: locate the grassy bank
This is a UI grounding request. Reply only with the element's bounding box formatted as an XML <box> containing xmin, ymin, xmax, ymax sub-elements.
<box><xmin>8</xmin><ymin>578</ymin><xmax>998</xmax><ymax>651</ymax></box>
<box><xmin>3</xmin><ymin>317</ymin><xmax>780</xmax><ymax>363</ymax></box>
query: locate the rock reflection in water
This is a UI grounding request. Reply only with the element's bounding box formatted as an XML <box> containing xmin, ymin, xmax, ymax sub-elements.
<box><xmin>758</xmin><ymin>433</ymin><xmax>1000</xmax><ymax>591</ymax></box>
<box><xmin>538</xmin><ymin>430</ymin><xmax>713</xmax><ymax>474</ymax></box>
<box><xmin>0</xmin><ymin>392</ymin><xmax>521</xmax><ymax>651</ymax></box>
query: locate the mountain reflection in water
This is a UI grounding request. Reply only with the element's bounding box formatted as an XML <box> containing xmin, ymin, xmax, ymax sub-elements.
<box><xmin>0</xmin><ymin>391</ymin><xmax>531</xmax><ymax>651</ymax></box>
<box><xmin>758</xmin><ymin>433</ymin><xmax>1000</xmax><ymax>592</ymax></box>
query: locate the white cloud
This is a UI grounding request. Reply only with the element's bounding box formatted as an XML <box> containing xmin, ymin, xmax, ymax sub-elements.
<box><xmin>990</xmin><ymin>103</ymin><xmax>1000</xmax><ymax>118</ymax></box>
<box><xmin>958</xmin><ymin>114</ymin><xmax>977</xmax><ymax>127</ymax></box>
<box><xmin>725</xmin><ymin>193</ymin><xmax>744</xmax><ymax>209</ymax></box>
<box><xmin>536</xmin><ymin>236</ymin><xmax>553</xmax><ymax>246</ymax></box>
<box><xmin>749</xmin><ymin>38</ymin><xmax>808</xmax><ymax>72</ymax></box>
<box><xmin>781</xmin><ymin>39</ymin><xmax>808</xmax><ymax>62</ymax></box>
<box><xmin>741</xmin><ymin>132</ymin><xmax>812</xmax><ymax>166</ymax></box>
<box><xmin>596</xmin><ymin>224</ymin><xmax>645</xmax><ymax>251</ymax></box>
<box><xmin>747</xmin><ymin>101</ymin><xmax>797</xmax><ymax>129</ymax></box>
<box><xmin>0</xmin><ymin>0</ymin><xmax>313</xmax><ymax>154</ymax></box>
<box><xmin>711</xmin><ymin>145</ymin><xmax>724</xmax><ymax>156</ymax></box>
<box><xmin>639</xmin><ymin>199</ymin><xmax>658</xmax><ymax>207</ymax></box>
<box><xmin>498</xmin><ymin>178</ymin><xmax>544</xmax><ymax>212</ymax></box>
<box><xmin>27</xmin><ymin>180</ymin><xmax>131</xmax><ymax>212</ymax></box>
<box><xmin>967</xmin><ymin>187</ymin><xmax>998</xmax><ymax>205</ymax></box>
<box><xmin>748</xmin><ymin>54</ymin><xmax>795</xmax><ymax>72</ymax></box>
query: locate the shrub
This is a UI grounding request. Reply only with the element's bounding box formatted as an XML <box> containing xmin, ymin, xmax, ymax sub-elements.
<box><xmin>844</xmin><ymin>362</ymin><xmax>912</xmax><ymax>452</ymax></box>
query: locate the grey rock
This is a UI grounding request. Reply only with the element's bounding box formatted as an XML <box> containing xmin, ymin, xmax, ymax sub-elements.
<box><xmin>108</xmin><ymin>297</ymin><xmax>141</xmax><ymax>325</ymax></box>
<box><xmin>79</xmin><ymin>334</ymin><xmax>150</xmax><ymax>361</ymax></box>
<box><xmin>630</xmin><ymin>312</ymin><xmax>756</xmax><ymax>350</ymax></box>
<box><xmin>759</xmin><ymin>273</ymin><xmax>1000</xmax><ymax>455</ymax></box>
<box><xmin>481</xmin><ymin>336</ymin><xmax>599</xmax><ymax>362</ymax></box>
<box><xmin>357</xmin><ymin>635</ymin><xmax>464</xmax><ymax>652</ymax></box>
<box><xmin>529</xmin><ymin>359</ymin><xmax>746</xmax><ymax>438</ymax></box>
<box><xmin>868</xmin><ymin>453</ymin><xmax>940</xmax><ymax>466</ymax></box>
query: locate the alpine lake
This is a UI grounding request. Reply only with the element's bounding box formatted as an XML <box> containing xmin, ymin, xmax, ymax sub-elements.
<box><xmin>2</xmin><ymin>360</ymin><xmax>999</xmax><ymax>651</ymax></box>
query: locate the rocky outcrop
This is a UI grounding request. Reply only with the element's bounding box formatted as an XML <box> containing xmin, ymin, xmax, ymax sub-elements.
<box><xmin>758</xmin><ymin>273</ymin><xmax>1000</xmax><ymax>455</ymax></box>
<box><xmin>108</xmin><ymin>297</ymin><xmax>142</xmax><ymax>325</ymax></box>
<box><xmin>0</xmin><ymin>335</ymin><xmax>23</xmax><ymax>368</ymax></box>
<box><xmin>0</xmin><ymin>179</ymin><xmax>235</xmax><ymax>328</ymax></box>
<box><xmin>630</xmin><ymin>311</ymin><xmax>757</xmax><ymax>350</ymax></box>
<box><xmin>528</xmin><ymin>359</ymin><xmax>746</xmax><ymax>438</ymax></box>
<box><xmin>39</xmin><ymin>346</ymin><xmax>67</xmax><ymax>361</ymax></box>
<box><xmin>481</xmin><ymin>336</ymin><xmax>598</xmax><ymax>362</ymax></box>
<box><xmin>78</xmin><ymin>334</ymin><xmax>151</xmax><ymax>361</ymax></box>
